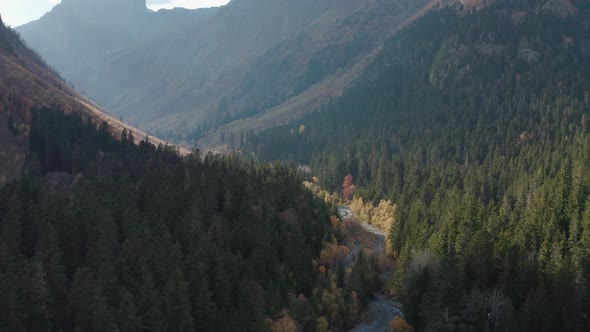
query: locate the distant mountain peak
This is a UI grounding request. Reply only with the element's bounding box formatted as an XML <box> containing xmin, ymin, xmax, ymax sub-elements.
<box><xmin>0</xmin><ymin>14</ymin><xmax>15</xmax><ymax>45</ymax></box>
<box><xmin>57</xmin><ymin>0</ymin><xmax>147</xmax><ymax>13</ymax></box>
<box><xmin>61</xmin><ymin>0</ymin><xmax>146</xmax><ymax>7</ymax></box>
<box><xmin>0</xmin><ymin>13</ymin><xmax>7</xmax><ymax>30</ymax></box>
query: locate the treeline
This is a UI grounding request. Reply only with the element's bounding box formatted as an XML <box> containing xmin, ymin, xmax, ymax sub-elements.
<box><xmin>0</xmin><ymin>107</ymin><xmax>377</xmax><ymax>331</ymax></box>
<box><xmin>243</xmin><ymin>1</ymin><xmax>590</xmax><ymax>330</ymax></box>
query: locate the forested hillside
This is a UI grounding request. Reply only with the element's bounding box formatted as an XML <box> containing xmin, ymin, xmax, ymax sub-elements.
<box><xmin>243</xmin><ymin>0</ymin><xmax>590</xmax><ymax>330</ymax></box>
<box><xmin>0</xmin><ymin>107</ymin><xmax>386</xmax><ymax>331</ymax></box>
<box><xmin>0</xmin><ymin>11</ymin><xmax>386</xmax><ymax>330</ymax></box>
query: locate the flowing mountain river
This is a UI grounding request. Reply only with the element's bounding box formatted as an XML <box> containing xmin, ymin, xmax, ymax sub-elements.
<box><xmin>337</xmin><ymin>207</ymin><xmax>404</xmax><ymax>332</ymax></box>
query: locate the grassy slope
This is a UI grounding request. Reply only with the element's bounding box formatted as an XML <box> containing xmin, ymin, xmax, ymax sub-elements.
<box><xmin>0</xmin><ymin>18</ymin><xmax>188</xmax><ymax>155</ymax></box>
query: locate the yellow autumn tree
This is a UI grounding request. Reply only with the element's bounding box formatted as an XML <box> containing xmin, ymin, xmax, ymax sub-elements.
<box><xmin>350</xmin><ymin>197</ymin><xmax>397</xmax><ymax>232</ymax></box>
<box><xmin>319</xmin><ymin>240</ymin><xmax>351</xmax><ymax>270</ymax></box>
<box><xmin>271</xmin><ymin>310</ymin><xmax>299</xmax><ymax>332</ymax></box>
<box><xmin>389</xmin><ymin>317</ymin><xmax>415</xmax><ymax>332</ymax></box>
<box><xmin>298</xmin><ymin>125</ymin><xmax>305</xmax><ymax>135</ymax></box>
<box><xmin>373</xmin><ymin>199</ymin><xmax>396</xmax><ymax>231</ymax></box>
<box><xmin>316</xmin><ymin>317</ymin><xmax>330</xmax><ymax>332</ymax></box>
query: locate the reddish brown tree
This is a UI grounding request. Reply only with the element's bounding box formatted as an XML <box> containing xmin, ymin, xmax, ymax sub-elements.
<box><xmin>342</xmin><ymin>174</ymin><xmax>356</xmax><ymax>201</ymax></box>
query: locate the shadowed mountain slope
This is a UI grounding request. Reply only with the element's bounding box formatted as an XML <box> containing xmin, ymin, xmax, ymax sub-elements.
<box><xmin>0</xmin><ymin>15</ymin><xmax>182</xmax><ymax>182</ymax></box>
<box><xmin>17</xmin><ymin>0</ymin><xmax>433</xmax><ymax>148</ymax></box>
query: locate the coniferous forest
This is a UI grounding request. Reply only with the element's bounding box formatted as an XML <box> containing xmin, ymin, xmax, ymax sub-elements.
<box><xmin>243</xmin><ymin>1</ymin><xmax>590</xmax><ymax>330</ymax></box>
<box><xmin>1</xmin><ymin>108</ymin><xmax>383</xmax><ymax>331</ymax></box>
<box><xmin>4</xmin><ymin>0</ymin><xmax>590</xmax><ymax>331</ymax></box>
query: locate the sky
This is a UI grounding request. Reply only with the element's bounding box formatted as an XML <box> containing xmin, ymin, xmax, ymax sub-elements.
<box><xmin>0</xmin><ymin>0</ymin><xmax>230</xmax><ymax>27</ymax></box>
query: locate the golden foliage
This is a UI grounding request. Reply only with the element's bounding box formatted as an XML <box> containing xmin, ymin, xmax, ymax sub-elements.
<box><xmin>349</xmin><ymin>197</ymin><xmax>373</xmax><ymax>224</ymax></box>
<box><xmin>319</xmin><ymin>282</ymin><xmax>347</xmax><ymax>328</ymax></box>
<box><xmin>271</xmin><ymin>310</ymin><xmax>299</xmax><ymax>332</ymax></box>
<box><xmin>330</xmin><ymin>215</ymin><xmax>340</xmax><ymax>229</ymax></box>
<box><xmin>303</xmin><ymin>180</ymin><xmax>338</xmax><ymax>204</ymax></box>
<box><xmin>389</xmin><ymin>317</ymin><xmax>415</xmax><ymax>332</ymax></box>
<box><xmin>386</xmin><ymin>238</ymin><xmax>396</xmax><ymax>258</ymax></box>
<box><xmin>298</xmin><ymin>125</ymin><xmax>306</xmax><ymax>135</ymax></box>
<box><xmin>350</xmin><ymin>197</ymin><xmax>397</xmax><ymax>232</ymax></box>
<box><xmin>319</xmin><ymin>241</ymin><xmax>350</xmax><ymax>270</ymax></box>
<box><xmin>316</xmin><ymin>317</ymin><xmax>330</xmax><ymax>332</ymax></box>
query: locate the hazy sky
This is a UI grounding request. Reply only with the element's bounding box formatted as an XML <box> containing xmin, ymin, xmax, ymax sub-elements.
<box><xmin>0</xmin><ymin>0</ymin><xmax>230</xmax><ymax>27</ymax></box>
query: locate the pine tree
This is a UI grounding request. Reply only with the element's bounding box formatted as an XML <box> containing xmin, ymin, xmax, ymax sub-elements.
<box><xmin>69</xmin><ymin>268</ymin><xmax>118</xmax><ymax>332</ymax></box>
<box><xmin>187</xmin><ymin>255</ymin><xmax>216</xmax><ymax>331</ymax></box>
<box><xmin>8</xmin><ymin>114</ymin><xmax>15</xmax><ymax>133</ymax></box>
<box><xmin>521</xmin><ymin>280</ymin><xmax>553</xmax><ymax>332</ymax></box>
<box><xmin>34</xmin><ymin>219</ymin><xmax>68</xmax><ymax>328</ymax></box>
<box><xmin>137</xmin><ymin>271</ymin><xmax>166</xmax><ymax>332</ymax></box>
<box><xmin>117</xmin><ymin>291</ymin><xmax>142</xmax><ymax>332</ymax></box>
<box><xmin>90</xmin><ymin>298</ymin><xmax>119</xmax><ymax>332</ymax></box>
<box><xmin>0</xmin><ymin>238</ymin><xmax>26</xmax><ymax>331</ymax></box>
<box><xmin>21</xmin><ymin>259</ymin><xmax>51</xmax><ymax>331</ymax></box>
<box><xmin>2</xmin><ymin>208</ymin><xmax>24</xmax><ymax>263</ymax></box>
<box><xmin>213</xmin><ymin>257</ymin><xmax>232</xmax><ymax>310</ymax></box>
<box><xmin>163</xmin><ymin>268</ymin><xmax>194</xmax><ymax>332</ymax></box>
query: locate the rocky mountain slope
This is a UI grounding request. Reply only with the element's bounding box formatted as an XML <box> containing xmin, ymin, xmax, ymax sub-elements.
<box><xmin>17</xmin><ymin>0</ymin><xmax>433</xmax><ymax>147</ymax></box>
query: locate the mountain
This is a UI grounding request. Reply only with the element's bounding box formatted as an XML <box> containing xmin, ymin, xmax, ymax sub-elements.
<box><xmin>5</xmin><ymin>0</ymin><xmax>590</xmax><ymax>330</ymax></box>
<box><xmin>17</xmin><ymin>0</ymin><xmax>433</xmax><ymax>146</ymax></box>
<box><xmin>242</xmin><ymin>0</ymin><xmax>590</xmax><ymax>329</ymax></box>
<box><xmin>0</xmin><ymin>71</ymin><xmax>355</xmax><ymax>332</ymax></box>
<box><xmin>196</xmin><ymin>0</ymin><xmax>440</xmax><ymax>150</ymax></box>
<box><xmin>0</xmin><ymin>15</ymin><xmax>178</xmax><ymax>182</ymax></box>
<box><xmin>0</xmin><ymin>13</ymin><xmax>175</xmax><ymax>143</ymax></box>
<box><xmin>0</xmin><ymin>12</ymin><xmax>379</xmax><ymax>332</ymax></box>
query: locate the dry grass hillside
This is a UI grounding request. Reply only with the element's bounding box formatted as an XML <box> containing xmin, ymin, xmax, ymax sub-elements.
<box><xmin>0</xmin><ymin>15</ymin><xmax>187</xmax><ymax>155</ymax></box>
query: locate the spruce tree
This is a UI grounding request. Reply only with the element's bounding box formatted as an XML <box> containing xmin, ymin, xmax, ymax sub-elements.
<box><xmin>163</xmin><ymin>268</ymin><xmax>194</xmax><ymax>332</ymax></box>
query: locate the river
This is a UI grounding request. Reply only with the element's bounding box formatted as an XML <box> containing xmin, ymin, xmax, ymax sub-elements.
<box><xmin>338</xmin><ymin>207</ymin><xmax>404</xmax><ymax>332</ymax></box>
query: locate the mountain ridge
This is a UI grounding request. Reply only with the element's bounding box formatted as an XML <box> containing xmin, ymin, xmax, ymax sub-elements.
<box><xmin>17</xmin><ymin>0</ymin><xmax>433</xmax><ymax>148</ymax></box>
<box><xmin>0</xmin><ymin>18</ymin><xmax>187</xmax><ymax>165</ymax></box>
<box><xmin>196</xmin><ymin>0</ymin><xmax>443</xmax><ymax>151</ymax></box>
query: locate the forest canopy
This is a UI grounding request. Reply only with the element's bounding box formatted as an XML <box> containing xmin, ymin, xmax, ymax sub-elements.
<box><xmin>242</xmin><ymin>1</ymin><xmax>590</xmax><ymax>330</ymax></box>
<box><xmin>0</xmin><ymin>107</ymin><xmax>381</xmax><ymax>331</ymax></box>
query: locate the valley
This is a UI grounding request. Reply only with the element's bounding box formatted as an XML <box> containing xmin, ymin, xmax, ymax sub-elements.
<box><xmin>338</xmin><ymin>206</ymin><xmax>404</xmax><ymax>332</ymax></box>
<box><xmin>1</xmin><ymin>0</ymin><xmax>590</xmax><ymax>331</ymax></box>
<box><xmin>242</xmin><ymin>0</ymin><xmax>590</xmax><ymax>330</ymax></box>
<box><xmin>0</xmin><ymin>13</ymin><xmax>187</xmax><ymax>181</ymax></box>
<box><xmin>16</xmin><ymin>0</ymin><xmax>434</xmax><ymax>147</ymax></box>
